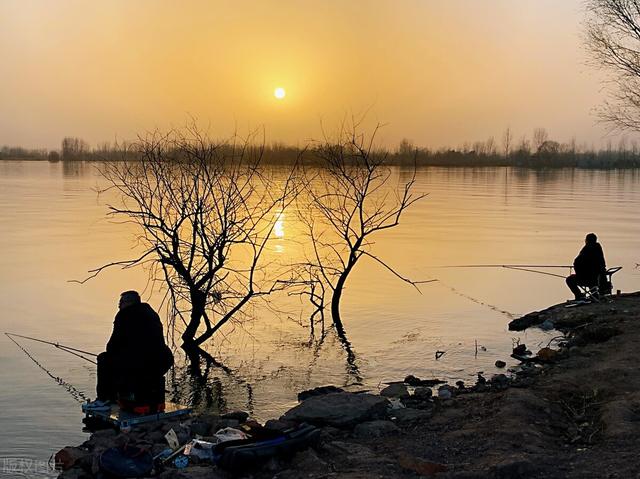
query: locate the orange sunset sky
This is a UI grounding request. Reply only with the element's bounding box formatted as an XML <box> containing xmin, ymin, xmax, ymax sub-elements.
<box><xmin>0</xmin><ymin>0</ymin><xmax>631</xmax><ymax>149</ymax></box>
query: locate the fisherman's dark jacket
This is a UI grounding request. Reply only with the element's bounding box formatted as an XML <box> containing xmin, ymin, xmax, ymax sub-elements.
<box><xmin>573</xmin><ymin>242</ymin><xmax>606</xmax><ymax>284</ymax></box>
<box><xmin>106</xmin><ymin>302</ymin><xmax>173</xmax><ymax>374</ymax></box>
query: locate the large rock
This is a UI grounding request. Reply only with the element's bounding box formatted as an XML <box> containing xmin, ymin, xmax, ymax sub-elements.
<box><xmin>509</xmin><ymin>312</ymin><xmax>546</xmax><ymax>331</ymax></box>
<box><xmin>282</xmin><ymin>392</ymin><xmax>389</xmax><ymax>427</ymax></box>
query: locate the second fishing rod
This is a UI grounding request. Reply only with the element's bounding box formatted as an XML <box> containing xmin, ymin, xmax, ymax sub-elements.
<box><xmin>4</xmin><ymin>332</ymin><xmax>98</xmax><ymax>364</ymax></box>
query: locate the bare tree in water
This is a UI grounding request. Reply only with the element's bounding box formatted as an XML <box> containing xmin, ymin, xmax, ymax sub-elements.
<box><xmin>297</xmin><ymin>122</ymin><xmax>433</xmax><ymax>357</ymax></box>
<box><xmin>586</xmin><ymin>0</ymin><xmax>640</xmax><ymax>130</ymax></box>
<box><xmin>80</xmin><ymin>125</ymin><xmax>298</xmax><ymax>364</ymax></box>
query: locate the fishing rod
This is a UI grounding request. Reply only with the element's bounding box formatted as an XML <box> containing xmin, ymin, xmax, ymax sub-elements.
<box><xmin>4</xmin><ymin>332</ymin><xmax>98</xmax><ymax>365</ymax></box>
<box><xmin>435</xmin><ymin>264</ymin><xmax>572</xmax><ymax>269</ymax></box>
<box><xmin>431</xmin><ymin>264</ymin><xmax>572</xmax><ymax>280</ymax></box>
<box><xmin>5</xmin><ymin>333</ymin><xmax>91</xmax><ymax>404</ymax></box>
<box><xmin>6</xmin><ymin>332</ymin><xmax>174</xmax><ymax>400</ymax></box>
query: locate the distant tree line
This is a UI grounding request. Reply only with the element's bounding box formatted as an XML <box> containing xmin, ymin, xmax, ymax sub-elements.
<box><xmin>392</xmin><ymin>127</ymin><xmax>640</xmax><ymax>168</ymax></box>
<box><xmin>0</xmin><ymin>145</ymin><xmax>49</xmax><ymax>161</ymax></box>
<box><xmin>2</xmin><ymin>129</ymin><xmax>640</xmax><ymax>168</ymax></box>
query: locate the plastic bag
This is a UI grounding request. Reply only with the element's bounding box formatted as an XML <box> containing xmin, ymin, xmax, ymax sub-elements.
<box><xmin>213</xmin><ymin>427</ymin><xmax>249</xmax><ymax>444</ymax></box>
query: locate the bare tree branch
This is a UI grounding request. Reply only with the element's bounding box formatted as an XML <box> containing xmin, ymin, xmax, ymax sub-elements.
<box><xmin>297</xmin><ymin>120</ymin><xmax>433</xmax><ymax>349</ymax></box>
<box><xmin>77</xmin><ymin>123</ymin><xmax>300</xmax><ymax>361</ymax></box>
<box><xmin>586</xmin><ymin>0</ymin><xmax>640</xmax><ymax>131</ymax></box>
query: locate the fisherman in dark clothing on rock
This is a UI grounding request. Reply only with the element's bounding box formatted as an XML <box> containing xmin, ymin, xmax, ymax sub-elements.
<box><xmin>84</xmin><ymin>291</ymin><xmax>173</xmax><ymax>411</ymax></box>
<box><xmin>566</xmin><ymin>233</ymin><xmax>607</xmax><ymax>301</ymax></box>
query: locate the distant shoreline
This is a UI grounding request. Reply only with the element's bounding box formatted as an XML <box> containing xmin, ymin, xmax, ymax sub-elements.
<box><xmin>2</xmin><ymin>156</ymin><xmax>640</xmax><ymax>170</ymax></box>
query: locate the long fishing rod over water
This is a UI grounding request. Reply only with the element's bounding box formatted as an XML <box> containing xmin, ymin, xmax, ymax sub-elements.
<box><xmin>5</xmin><ymin>332</ymin><xmax>98</xmax><ymax>364</ymax></box>
<box><xmin>5</xmin><ymin>332</ymin><xmax>177</xmax><ymax>400</ymax></box>
<box><xmin>4</xmin><ymin>333</ymin><xmax>91</xmax><ymax>404</ymax></box>
<box><xmin>430</xmin><ymin>264</ymin><xmax>573</xmax><ymax>279</ymax></box>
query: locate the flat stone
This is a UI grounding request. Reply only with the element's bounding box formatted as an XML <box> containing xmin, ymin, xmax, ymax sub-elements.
<box><xmin>405</xmin><ymin>375</ymin><xmax>445</xmax><ymax>387</ymax></box>
<box><xmin>282</xmin><ymin>392</ymin><xmax>389</xmax><ymax>428</ymax></box>
<box><xmin>380</xmin><ymin>383</ymin><xmax>410</xmax><ymax>398</ymax></box>
<box><xmin>354</xmin><ymin>420</ymin><xmax>400</xmax><ymax>438</ymax></box>
<box><xmin>298</xmin><ymin>385</ymin><xmax>344</xmax><ymax>401</ymax></box>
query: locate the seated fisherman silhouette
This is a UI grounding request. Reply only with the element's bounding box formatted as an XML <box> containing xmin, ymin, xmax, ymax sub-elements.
<box><xmin>84</xmin><ymin>291</ymin><xmax>174</xmax><ymax>412</ymax></box>
<box><xmin>566</xmin><ymin>233</ymin><xmax>607</xmax><ymax>301</ymax></box>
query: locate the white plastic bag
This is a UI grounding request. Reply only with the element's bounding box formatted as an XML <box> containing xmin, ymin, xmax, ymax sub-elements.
<box><xmin>213</xmin><ymin>427</ymin><xmax>248</xmax><ymax>444</ymax></box>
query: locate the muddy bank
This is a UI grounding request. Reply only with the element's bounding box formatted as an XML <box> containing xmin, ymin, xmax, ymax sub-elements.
<box><xmin>57</xmin><ymin>293</ymin><xmax>640</xmax><ymax>478</ymax></box>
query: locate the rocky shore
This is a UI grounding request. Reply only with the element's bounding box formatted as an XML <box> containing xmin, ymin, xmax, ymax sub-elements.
<box><xmin>57</xmin><ymin>293</ymin><xmax>640</xmax><ymax>478</ymax></box>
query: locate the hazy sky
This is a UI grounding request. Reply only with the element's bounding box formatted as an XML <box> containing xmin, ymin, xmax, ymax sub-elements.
<box><xmin>0</xmin><ymin>0</ymin><xmax>628</xmax><ymax>149</ymax></box>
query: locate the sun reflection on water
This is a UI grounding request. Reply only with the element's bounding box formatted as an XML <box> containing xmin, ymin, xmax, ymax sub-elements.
<box><xmin>274</xmin><ymin>212</ymin><xmax>285</xmax><ymax>238</ymax></box>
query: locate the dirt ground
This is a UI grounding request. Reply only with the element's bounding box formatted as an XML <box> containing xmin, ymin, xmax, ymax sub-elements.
<box><xmin>266</xmin><ymin>293</ymin><xmax>640</xmax><ymax>478</ymax></box>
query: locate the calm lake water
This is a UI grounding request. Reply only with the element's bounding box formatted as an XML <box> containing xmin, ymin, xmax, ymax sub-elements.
<box><xmin>1</xmin><ymin>160</ymin><xmax>639</xmax><ymax>469</ymax></box>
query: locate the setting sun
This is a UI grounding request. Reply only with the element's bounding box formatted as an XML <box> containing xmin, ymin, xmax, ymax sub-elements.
<box><xmin>274</xmin><ymin>87</ymin><xmax>286</xmax><ymax>99</ymax></box>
